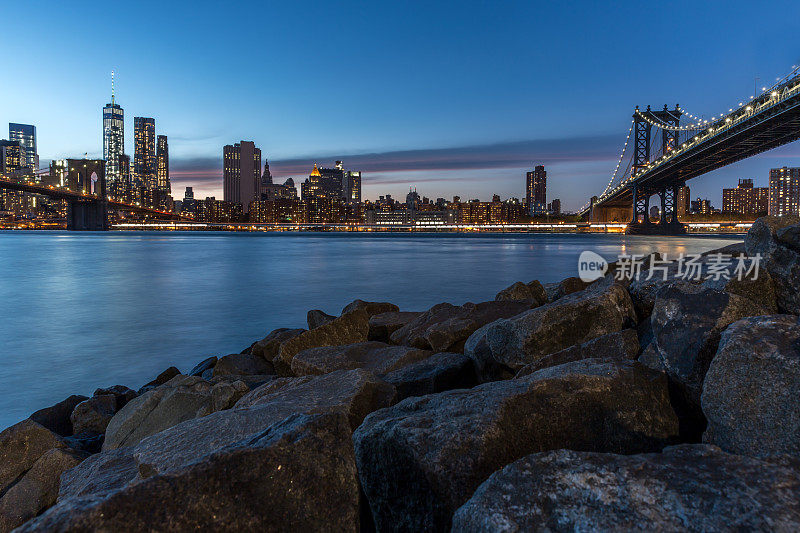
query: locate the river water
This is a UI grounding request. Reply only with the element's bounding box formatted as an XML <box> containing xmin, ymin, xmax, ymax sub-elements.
<box><xmin>0</xmin><ymin>231</ymin><xmax>740</xmax><ymax>429</ymax></box>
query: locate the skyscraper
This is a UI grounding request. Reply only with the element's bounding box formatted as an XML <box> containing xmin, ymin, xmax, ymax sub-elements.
<box><xmin>103</xmin><ymin>76</ymin><xmax>125</xmax><ymax>194</ymax></box>
<box><xmin>677</xmin><ymin>185</ymin><xmax>690</xmax><ymax>217</ymax></box>
<box><xmin>223</xmin><ymin>140</ymin><xmax>261</xmax><ymax>212</ymax></box>
<box><xmin>157</xmin><ymin>135</ymin><xmax>170</xmax><ymax>195</ymax></box>
<box><xmin>133</xmin><ymin>117</ymin><xmax>157</xmax><ymax>191</ymax></box>
<box><xmin>526</xmin><ymin>165</ymin><xmax>546</xmax><ymax>215</ymax></box>
<box><xmin>0</xmin><ymin>140</ymin><xmax>22</xmax><ymax>176</ymax></box>
<box><xmin>722</xmin><ymin>179</ymin><xmax>769</xmax><ymax>215</ymax></box>
<box><xmin>769</xmin><ymin>167</ymin><xmax>800</xmax><ymax>217</ymax></box>
<box><xmin>8</xmin><ymin>123</ymin><xmax>37</xmax><ymax>172</ymax></box>
<box><xmin>344</xmin><ymin>170</ymin><xmax>362</xmax><ymax>203</ymax></box>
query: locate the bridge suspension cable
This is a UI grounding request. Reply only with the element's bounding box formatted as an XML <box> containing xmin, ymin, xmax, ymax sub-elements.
<box><xmin>597</xmin><ymin>119</ymin><xmax>634</xmax><ymax>198</ymax></box>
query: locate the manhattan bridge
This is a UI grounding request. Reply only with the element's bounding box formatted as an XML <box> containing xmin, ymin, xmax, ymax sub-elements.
<box><xmin>582</xmin><ymin>66</ymin><xmax>800</xmax><ymax>234</ymax></box>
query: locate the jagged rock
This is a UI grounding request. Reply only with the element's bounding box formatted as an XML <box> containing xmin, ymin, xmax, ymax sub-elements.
<box><xmin>0</xmin><ymin>447</ymin><xmax>86</xmax><ymax>532</ymax></box>
<box><xmin>70</xmin><ymin>394</ymin><xmax>117</xmax><ymax>435</ymax></box>
<box><xmin>211</xmin><ymin>373</ymin><xmax>276</xmax><ymax>390</ymax></box>
<box><xmin>211</xmin><ymin>380</ymin><xmax>250</xmax><ymax>412</ymax></box>
<box><xmin>451</xmin><ymin>445</ymin><xmax>800</xmax><ymax>532</ymax></box>
<box><xmin>103</xmin><ymin>375</ymin><xmax>215</xmax><ymax>451</ymax></box>
<box><xmin>368</xmin><ymin>311</ymin><xmax>422</xmax><ymax>342</ymax></box>
<box><xmin>516</xmin><ymin>328</ymin><xmax>639</xmax><ymax>377</ymax></box>
<box><xmin>18</xmin><ymin>413</ymin><xmax>361</xmax><ymax>532</ymax></box>
<box><xmin>235</xmin><ymin>369</ymin><xmax>395</xmax><ymax>430</ymax></box>
<box><xmin>640</xmin><ymin>282</ymin><xmax>769</xmax><ymax>440</ymax></box>
<box><xmin>29</xmin><ymin>395</ymin><xmax>88</xmax><ymax>437</ymax></box>
<box><xmin>0</xmin><ymin>420</ymin><xmax>67</xmax><ymax>497</ymax></box>
<box><xmin>307</xmin><ymin>309</ymin><xmax>336</xmax><ymax>329</ymax></box>
<box><xmin>341</xmin><ymin>299</ymin><xmax>399</xmax><ymax>317</ymax></box>
<box><xmin>212</xmin><ymin>353</ymin><xmax>273</xmax><ymax>377</ymax></box>
<box><xmin>139</xmin><ymin>367</ymin><xmax>181</xmax><ymax>393</ymax></box>
<box><xmin>250</xmin><ymin>328</ymin><xmax>306</xmax><ymax>360</ymax></box>
<box><xmin>543</xmin><ymin>276</ymin><xmax>589</xmax><ymax>302</ymax></box>
<box><xmin>745</xmin><ymin>217</ymin><xmax>800</xmax><ymax>314</ymax></box>
<box><xmin>702</xmin><ymin>315</ymin><xmax>800</xmax><ymax>457</ymax></box>
<box><xmin>62</xmin><ymin>433</ymin><xmax>104</xmax><ymax>455</ymax></box>
<box><xmin>276</xmin><ymin>309</ymin><xmax>370</xmax><ymax>372</ymax></box>
<box><xmin>382</xmin><ymin>352</ymin><xmax>479</xmax><ymax>401</ymax></box>
<box><xmin>465</xmin><ymin>281</ymin><xmax>636</xmax><ymax>381</ymax></box>
<box><xmin>390</xmin><ymin>300</ymin><xmax>535</xmax><ymax>354</ymax></box>
<box><xmin>354</xmin><ymin>359</ymin><xmax>678</xmax><ymax>532</ymax></box>
<box><xmin>94</xmin><ymin>385</ymin><xmax>137</xmax><ymax>410</ymax></box>
<box><xmin>188</xmin><ymin>356</ymin><xmax>217</xmax><ymax>377</ymax></box>
<box><xmin>495</xmin><ymin>280</ymin><xmax>548</xmax><ymax>305</ymax></box>
<box><xmin>290</xmin><ymin>341</ymin><xmax>432</xmax><ymax>376</ymax></box>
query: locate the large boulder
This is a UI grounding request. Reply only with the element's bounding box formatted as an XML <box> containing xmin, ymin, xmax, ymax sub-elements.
<box><xmin>495</xmin><ymin>280</ymin><xmax>547</xmax><ymax>305</ymax></box>
<box><xmin>70</xmin><ymin>394</ymin><xmax>117</xmax><ymax>435</ymax></box>
<box><xmin>640</xmin><ymin>282</ymin><xmax>769</xmax><ymax>439</ymax></box>
<box><xmin>0</xmin><ymin>447</ymin><xmax>86</xmax><ymax>532</ymax></box>
<box><xmin>290</xmin><ymin>341</ymin><xmax>432</xmax><ymax>376</ymax></box>
<box><xmin>702</xmin><ymin>315</ymin><xmax>800</xmax><ymax>457</ymax></box>
<box><xmin>465</xmin><ymin>281</ymin><xmax>636</xmax><ymax>381</ymax></box>
<box><xmin>515</xmin><ymin>328</ymin><xmax>639</xmax><ymax>377</ymax></box>
<box><xmin>307</xmin><ymin>309</ymin><xmax>336</xmax><ymax>329</ymax></box>
<box><xmin>368</xmin><ymin>311</ymin><xmax>422</xmax><ymax>342</ymax></box>
<box><xmin>382</xmin><ymin>352</ymin><xmax>479</xmax><ymax>401</ymax></box>
<box><xmin>745</xmin><ymin>216</ymin><xmax>800</xmax><ymax>314</ymax></box>
<box><xmin>543</xmin><ymin>276</ymin><xmax>590</xmax><ymax>302</ymax></box>
<box><xmin>276</xmin><ymin>309</ymin><xmax>370</xmax><ymax>372</ymax></box>
<box><xmin>250</xmin><ymin>327</ymin><xmax>306</xmax><ymax>376</ymax></box>
<box><xmin>29</xmin><ymin>395</ymin><xmax>88</xmax><ymax>437</ymax></box>
<box><xmin>139</xmin><ymin>367</ymin><xmax>181</xmax><ymax>393</ymax></box>
<box><xmin>212</xmin><ymin>352</ymin><xmax>273</xmax><ymax>377</ymax></box>
<box><xmin>19</xmin><ymin>413</ymin><xmax>361</xmax><ymax>533</ymax></box>
<box><xmin>390</xmin><ymin>300</ymin><xmax>535</xmax><ymax>353</ymax></box>
<box><xmin>0</xmin><ymin>419</ymin><xmax>67</xmax><ymax>496</ymax></box>
<box><xmin>188</xmin><ymin>356</ymin><xmax>217</xmax><ymax>377</ymax></box>
<box><xmin>341</xmin><ymin>299</ymin><xmax>399</xmax><ymax>317</ymax></box>
<box><xmin>353</xmin><ymin>359</ymin><xmax>678</xmax><ymax>532</ymax></box>
<box><xmin>452</xmin><ymin>444</ymin><xmax>800</xmax><ymax>532</ymax></box>
<box><xmin>103</xmin><ymin>375</ymin><xmax>216</xmax><ymax>450</ymax></box>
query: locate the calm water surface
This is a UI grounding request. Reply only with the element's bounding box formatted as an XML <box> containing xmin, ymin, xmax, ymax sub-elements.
<box><xmin>0</xmin><ymin>231</ymin><xmax>741</xmax><ymax>429</ymax></box>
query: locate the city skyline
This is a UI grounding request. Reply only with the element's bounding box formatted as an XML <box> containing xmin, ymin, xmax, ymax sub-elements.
<box><xmin>2</xmin><ymin>1</ymin><xmax>800</xmax><ymax>207</ymax></box>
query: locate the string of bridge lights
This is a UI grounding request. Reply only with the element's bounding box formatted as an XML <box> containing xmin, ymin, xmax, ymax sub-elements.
<box><xmin>598</xmin><ymin>119</ymin><xmax>635</xmax><ymax>198</ymax></box>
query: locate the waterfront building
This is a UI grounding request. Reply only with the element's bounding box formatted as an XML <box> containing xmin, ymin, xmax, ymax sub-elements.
<box><xmin>677</xmin><ymin>185</ymin><xmax>690</xmax><ymax>217</ymax></box>
<box><xmin>250</xmin><ymin>198</ymin><xmax>305</xmax><ymax>223</ymax></box>
<box><xmin>301</xmin><ymin>161</ymin><xmax>361</xmax><ymax>202</ymax></box>
<box><xmin>223</xmin><ymin>141</ymin><xmax>261</xmax><ymax>212</ymax></box>
<box><xmin>769</xmin><ymin>167</ymin><xmax>800</xmax><ymax>217</ymax></box>
<box><xmin>691</xmin><ymin>198</ymin><xmax>712</xmax><ymax>215</ymax></box>
<box><xmin>157</xmin><ymin>135</ymin><xmax>170</xmax><ymax>195</ymax></box>
<box><xmin>197</xmin><ymin>198</ymin><xmax>243</xmax><ymax>222</ymax></box>
<box><xmin>8</xmin><ymin>123</ymin><xmax>37</xmax><ymax>173</ymax></box>
<box><xmin>548</xmin><ymin>198</ymin><xmax>561</xmax><ymax>215</ymax></box>
<box><xmin>133</xmin><ymin>117</ymin><xmax>157</xmax><ymax>191</ymax></box>
<box><xmin>0</xmin><ymin>140</ymin><xmax>22</xmax><ymax>176</ymax></box>
<box><xmin>261</xmin><ymin>161</ymin><xmax>298</xmax><ymax>200</ymax></box>
<box><xmin>344</xmin><ymin>170</ymin><xmax>361</xmax><ymax>203</ymax></box>
<box><xmin>722</xmin><ymin>179</ymin><xmax>768</xmax><ymax>215</ymax></box>
<box><xmin>103</xmin><ymin>83</ymin><xmax>125</xmax><ymax>192</ymax></box>
<box><xmin>526</xmin><ymin>165</ymin><xmax>547</xmax><ymax>215</ymax></box>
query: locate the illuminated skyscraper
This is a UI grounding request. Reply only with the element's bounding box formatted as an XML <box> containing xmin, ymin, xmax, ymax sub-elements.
<box><xmin>769</xmin><ymin>167</ymin><xmax>800</xmax><ymax>217</ymax></box>
<box><xmin>223</xmin><ymin>140</ymin><xmax>261</xmax><ymax>212</ymax></box>
<box><xmin>103</xmin><ymin>74</ymin><xmax>125</xmax><ymax>194</ymax></box>
<box><xmin>8</xmin><ymin>123</ymin><xmax>37</xmax><ymax>172</ymax></box>
<box><xmin>526</xmin><ymin>165</ymin><xmax>546</xmax><ymax>215</ymax></box>
<box><xmin>677</xmin><ymin>185</ymin><xmax>690</xmax><ymax>217</ymax></box>
<box><xmin>722</xmin><ymin>179</ymin><xmax>768</xmax><ymax>215</ymax></box>
<box><xmin>133</xmin><ymin>117</ymin><xmax>156</xmax><ymax>190</ymax></box>
<box><xmin>157</xmin><ymin>135</ymin><xmax>170</xmax><ymax>195</ymax></box>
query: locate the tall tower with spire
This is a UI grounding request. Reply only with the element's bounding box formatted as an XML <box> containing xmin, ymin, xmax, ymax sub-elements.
<box><xmin>103</xmin><ymin>70</ymin><xmax>125</xmax><ymax>197</ymax></box>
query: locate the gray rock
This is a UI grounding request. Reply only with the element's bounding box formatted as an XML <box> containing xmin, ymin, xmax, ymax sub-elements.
<box><xmin>451</xmin><ymin>445</ymin><xmax>800</xmax><ymax>532</ymax></box>
<box><xmin>516</xmin><ymin>328</ymin><xmax>639</xmax><ymax>377</ymax></box>
<box><xmin>19</xmin><ymin>413</ymin><xmax>361</xmax><ymax>533</ymax></box>
<box><xmin>139</xmin><ymin>367</ymin><xmax>181</xmax><ymax>393</ymax></box>
<box><xmin>93</xmin><ymin>385</ymin><xmax>137</xmax><ymax>410</ymax></box>
<box><xmin>702</xmin><ymin>315</ymin><xmax>800</xmax><ymax>457</ymax></box>
<box><xmin>341</xmin><ymin>299</ymin><xmax>399</xmax><ymax>317</ymax></box>
<box><xmin>543</xmin><ymin>276</ymin><xmax>590</xmax><ymax>302</ymax></box>
<box><xmin>102</xmin><ymin>375</ymin><xmax>215</xmax><ymax>451</ymax></box>
<box><xmin>276</xmin><ymin>309</ymin><xmax>370</xmax><ymax>373</ymax></box>
<box><xmin>0</xmin><ymin>447</ymin><xmax>86</xmax><ymax>532</ymax></box>
<box><xmin>249</xmin><ymin>327</ymin><xmax>306</xmax><ymax>376</ymax></box>
<box><xmin>745</xmin><ymin>218</ymin><xmax>800</xmax><ymax>314</ymax></box>
<box><xmin>368</xmin><ymin>311</ymin><xmax>422</xmax><ymax>342</ymax></box>
<box><xmin>212</xmin><ymin>352</ymin><xmax>273</xmax><ymax>377</ymax></box>
<box><xmin>354</xmin><ymin>359</ymin><xmax>678</xmax><ymax>532</ymax></box>
<box><xmin>390</xmin><ymin>300</ymin><xmax>536</xmax><ymax>354</ymax></box>
<box><xmin>188</xmin><ymin>356</ymin><xmax>217</xmax><ymax>377</ymax></box>
<box><xmin>290</xmin><ymin>341</ymin><xmax>432</xmax><ymax>376</ymax></box>
<box><xmin>465</xmin><ymin>281</ymin><xmax>636</xmax><ymax>381</ymax></box>
<box><xmin>382</xmin><ymin>352</ymin><xmax>479</xmax><ymax>401</ymax></box>
<box><xmin>211</xmin><ymin>380</ymin><xmax>250</xmax><ymax>412</ymax></box>
<box><xmin>641</xmin><ymin>282</ymin><xmax>770</xmax><ymax>439</ymax></box>
<box><xmin>495</xmin><ymin>280</ymin><xmax>548</xmax><ymax>305</ymax></box>
<box><xmin>0</xmin><ymin>419</ymin><xmax>67</xmax><ymax>496</ymax></box>
<box><xmin>307</xmin><ymin>309</ymin><xmax>336</xmax><ymax>329</ymax></box>
<box><xmin>70</xmin><ymin>394</ymin><xmax>117</xmax><ymax>435</ymax></box>
<box><xmin>29</xmin><ymin>395</ymin><xmax>88</xmax><ymax>437</ymax></box>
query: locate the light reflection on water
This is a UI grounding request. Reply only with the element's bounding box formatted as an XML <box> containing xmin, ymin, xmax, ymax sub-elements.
<box><xmin>0</xmin><ymin>230</ymin><xmax>740</xmax><ymax>428</ymax></box>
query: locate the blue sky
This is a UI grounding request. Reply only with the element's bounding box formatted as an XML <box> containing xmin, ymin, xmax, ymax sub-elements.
<box><xmin>2</xmin><ymin>0</ymin><xmax>800</xmax><ymax>209</ymax></box>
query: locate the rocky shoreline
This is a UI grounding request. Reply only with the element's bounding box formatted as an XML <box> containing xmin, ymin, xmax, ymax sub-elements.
<box><xmin>1</xmin><ymin>216</ymin><xmax>799</xmax><ymax>531</ymax></box>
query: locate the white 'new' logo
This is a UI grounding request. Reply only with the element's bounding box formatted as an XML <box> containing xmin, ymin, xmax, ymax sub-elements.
<box><xmin>578</xmin><ymin>250</ymin><xmax>608</xmax><ymax>282</ymax></box>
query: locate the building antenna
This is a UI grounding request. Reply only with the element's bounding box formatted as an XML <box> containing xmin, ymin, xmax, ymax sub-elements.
<box><xmin>111</xmin><ymin>70</ymin><xmax>115</xmax><ymax>105</ymax></box>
